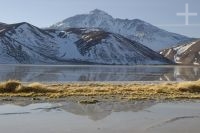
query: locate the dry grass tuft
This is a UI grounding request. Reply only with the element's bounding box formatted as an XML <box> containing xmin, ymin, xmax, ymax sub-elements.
<box><xmin>177</xmin><ymin>81</ymin><xmax>200</xmax><ymax>93</ymax></box>
<box><xmin>16</xmin><ymin>84</ymin><xmax>55</xmax><ymax>93</ymax></box>
<box><xmin>0</xmin><ymin>80</ymin><xmax>200</xmax><ymax>100</ymax></box>
<box><xmin>0</xmin><ymin>80</ymin><xmax>21</xmax><ymax>93</ymax></box>
<box><xmin>0</xmin><ymin>81</ymin><xmax>57</xmax><ymax>93</ymax></box>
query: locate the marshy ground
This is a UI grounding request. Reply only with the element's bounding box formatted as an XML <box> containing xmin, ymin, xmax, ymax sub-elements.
<box><xmin>0</xmin><ymin>80</ymin><xmax>200</xmax><ymax>103</ymax></box>
<box><xmin>1</xmin><ymin>80</ymin><xmax>200</xmax><ymax>133</ymax></box>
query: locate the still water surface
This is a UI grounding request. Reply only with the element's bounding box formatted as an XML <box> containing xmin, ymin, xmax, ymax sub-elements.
<box><xmin>0</xmin><ymin>101</ymin><xmax>200</xmax><ymax>133</ymax></box>
<box><xmin>0</xmin><ymin>65</ymin><xmax>199</xmax><ymax>82</ymax></box>
<box><xmin>1</xmin><ymin>65</ymin><xmax>200</xmax><ymax>133</ymax></box>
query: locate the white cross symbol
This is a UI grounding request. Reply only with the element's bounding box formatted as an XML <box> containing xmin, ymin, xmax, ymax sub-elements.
<box><xmin>176</xmin><ymin>3</ymin><xmax>197</xmax><ymax>25</ymax></box>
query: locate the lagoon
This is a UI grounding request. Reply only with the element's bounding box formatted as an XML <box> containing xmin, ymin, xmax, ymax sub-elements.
<box><xmin>0</xmin><ymin>101</ymin><xmax>200</xmax><ymax>133</ymax></box>
<box><xmin>0</xmin><ymin>65</ymin><xmax>199</xmax><ymax>82</ymax></box>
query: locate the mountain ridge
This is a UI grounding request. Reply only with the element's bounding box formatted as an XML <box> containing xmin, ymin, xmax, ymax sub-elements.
<box><xmin>50</xmin><ymin>9</ymin><xmax>191</xmax><ymax>51</ymax></box>
<box><xmin>160</xmin><ymin>40</ymin><xmax>200</xmax><ymax>65</ymax></box>
<box><xmin>0</xmin><ymin>22</ymin><xmax>173</xmax><ymax>65</ymax></box>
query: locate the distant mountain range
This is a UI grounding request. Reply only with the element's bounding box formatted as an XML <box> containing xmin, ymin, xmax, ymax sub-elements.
<box><xmin>0</xmin><ymin>9</ymin><xmax>197</xmax><ymax>65</ymax></box>
<box><xmin>0</xmin><ymin>22</ymin><xmax>172</xmax><ymax>65</ymax></box>
<box><xmin>50</xmin><ymin>9</ymin><xmax>191</xmax><ymax>51</ymax></box>
<box><xmin>160</xmin><ymin>40</ymin><xmax>200</xmax><ymax>65</ymax></box>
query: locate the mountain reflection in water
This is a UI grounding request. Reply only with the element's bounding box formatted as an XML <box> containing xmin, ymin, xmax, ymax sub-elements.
<box><xmin>0</xmin><ymin>101</ymin><xmax>157</xmax><ymax>121</ymax></box>
<box><xmin>0</xmin><ymin>65</ymin><xmax>199</xmax><ymax>82</ymax></box>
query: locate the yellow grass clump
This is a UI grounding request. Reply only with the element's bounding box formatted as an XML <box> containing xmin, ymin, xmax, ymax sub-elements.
<box><xmin>0</xmin><ymin>80</ymin><xmax>200</xmax><ymax>100</ymax></box>
<box><xmin>0</xmin><ymin>80</ymin><xmax>57</xmax><ymax>93</ymax></box>
<box><xmin>0</xmin><ymin>80</ymin><xmax>21</xmax><ymax>93</ymax></box>
<box><xmin>177</xmin><ymin>82</ymin><xmax>200</xmax><ymax>93</ymax></box>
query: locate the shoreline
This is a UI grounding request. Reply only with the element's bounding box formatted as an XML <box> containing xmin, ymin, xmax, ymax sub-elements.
<box><xmin>0</xmin><ymin>80</ymin><xmax>200</xmax><ymax>103</ymax></box>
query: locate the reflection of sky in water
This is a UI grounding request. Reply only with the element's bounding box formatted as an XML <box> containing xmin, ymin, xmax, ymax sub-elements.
<box><xmin>0</xmin><ymin>101</ymin><xmax>200</xmax><ymax>133</ymax></box>
<box><xmin>0</xmin><ymin>65</ymin><xmax>199</xmax><ymax>82</ymax></box>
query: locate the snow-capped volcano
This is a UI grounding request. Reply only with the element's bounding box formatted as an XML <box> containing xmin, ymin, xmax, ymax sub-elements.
<box><xmin>50</xmin><ymin>9</ymin><xmax>191</xmax><ymax>51</ymax></box>
<box><xmin>0</xmin><ymin>22</ymin><xmax>172</xmax><ymax>65</ymax></box>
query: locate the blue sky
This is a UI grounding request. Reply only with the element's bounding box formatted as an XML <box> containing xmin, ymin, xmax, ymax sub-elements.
<box><xmin>0</xmin><ymin>0</ymin><xmax>200</xmax><ymax>37</ymax></box>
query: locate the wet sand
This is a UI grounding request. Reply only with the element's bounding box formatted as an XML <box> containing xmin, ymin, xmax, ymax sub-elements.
<box><xmin>0</xmin><ymin>100</ymin><xmax>199</xmax><ymax>133</ymax></box>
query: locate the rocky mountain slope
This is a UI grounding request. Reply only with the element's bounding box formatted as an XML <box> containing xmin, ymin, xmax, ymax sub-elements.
<box><xmin>0</xmin><ymin>22</ymin><xmax>172</xmax><ymax>65</ymax></box>
<box><xmin>50</xmin><ymin>9</ymin><xmax>191</xmax><ymax>51</ymax></box>
<box><xmin>160</xmin><ymin>40</ymin><xmax>200</xmax><ymax>65</ymax></box>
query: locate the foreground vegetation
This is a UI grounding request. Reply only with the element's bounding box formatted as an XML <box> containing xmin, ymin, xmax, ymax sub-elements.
<box><xmin>0</xmin><ymin>80</ymin><xmax>200</xmax><ymax>101</ymax></box>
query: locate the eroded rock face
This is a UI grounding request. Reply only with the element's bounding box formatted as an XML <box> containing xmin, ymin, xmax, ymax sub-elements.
<box><xmin>160</xmin><ymin>40</ymin><xmax>200</xmax><ymax>65</ymax></box>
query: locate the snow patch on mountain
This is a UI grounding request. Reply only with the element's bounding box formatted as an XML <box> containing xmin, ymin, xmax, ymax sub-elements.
<box><xmin>160</xmin><ymin>40</ymin><xmax>200</xmax><ymax>65</ymax></box>
<box><xmin>0</xmin><ymin>22</ymin><xmax>173</xmax><ymax>65</ymax></box>
<box><xmin>174</xmin><ymin>41</ymin><xmax>196</xmax><ymax>55</ymax></box>
<box><xmin>50</xmin><ymin>9</ymin><xmax>191</xmax><ymax>51</ymax></box>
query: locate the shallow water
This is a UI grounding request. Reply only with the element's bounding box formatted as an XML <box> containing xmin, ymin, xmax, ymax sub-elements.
<box><xmin>0</xmin><ymin>101</ymin><xmax>200</xmax><ymax>133</ymax></box>
<box><xmin>0</xmin><ymin>65</ymin><xmax>199</xmax><ymax>82</ymax></box>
